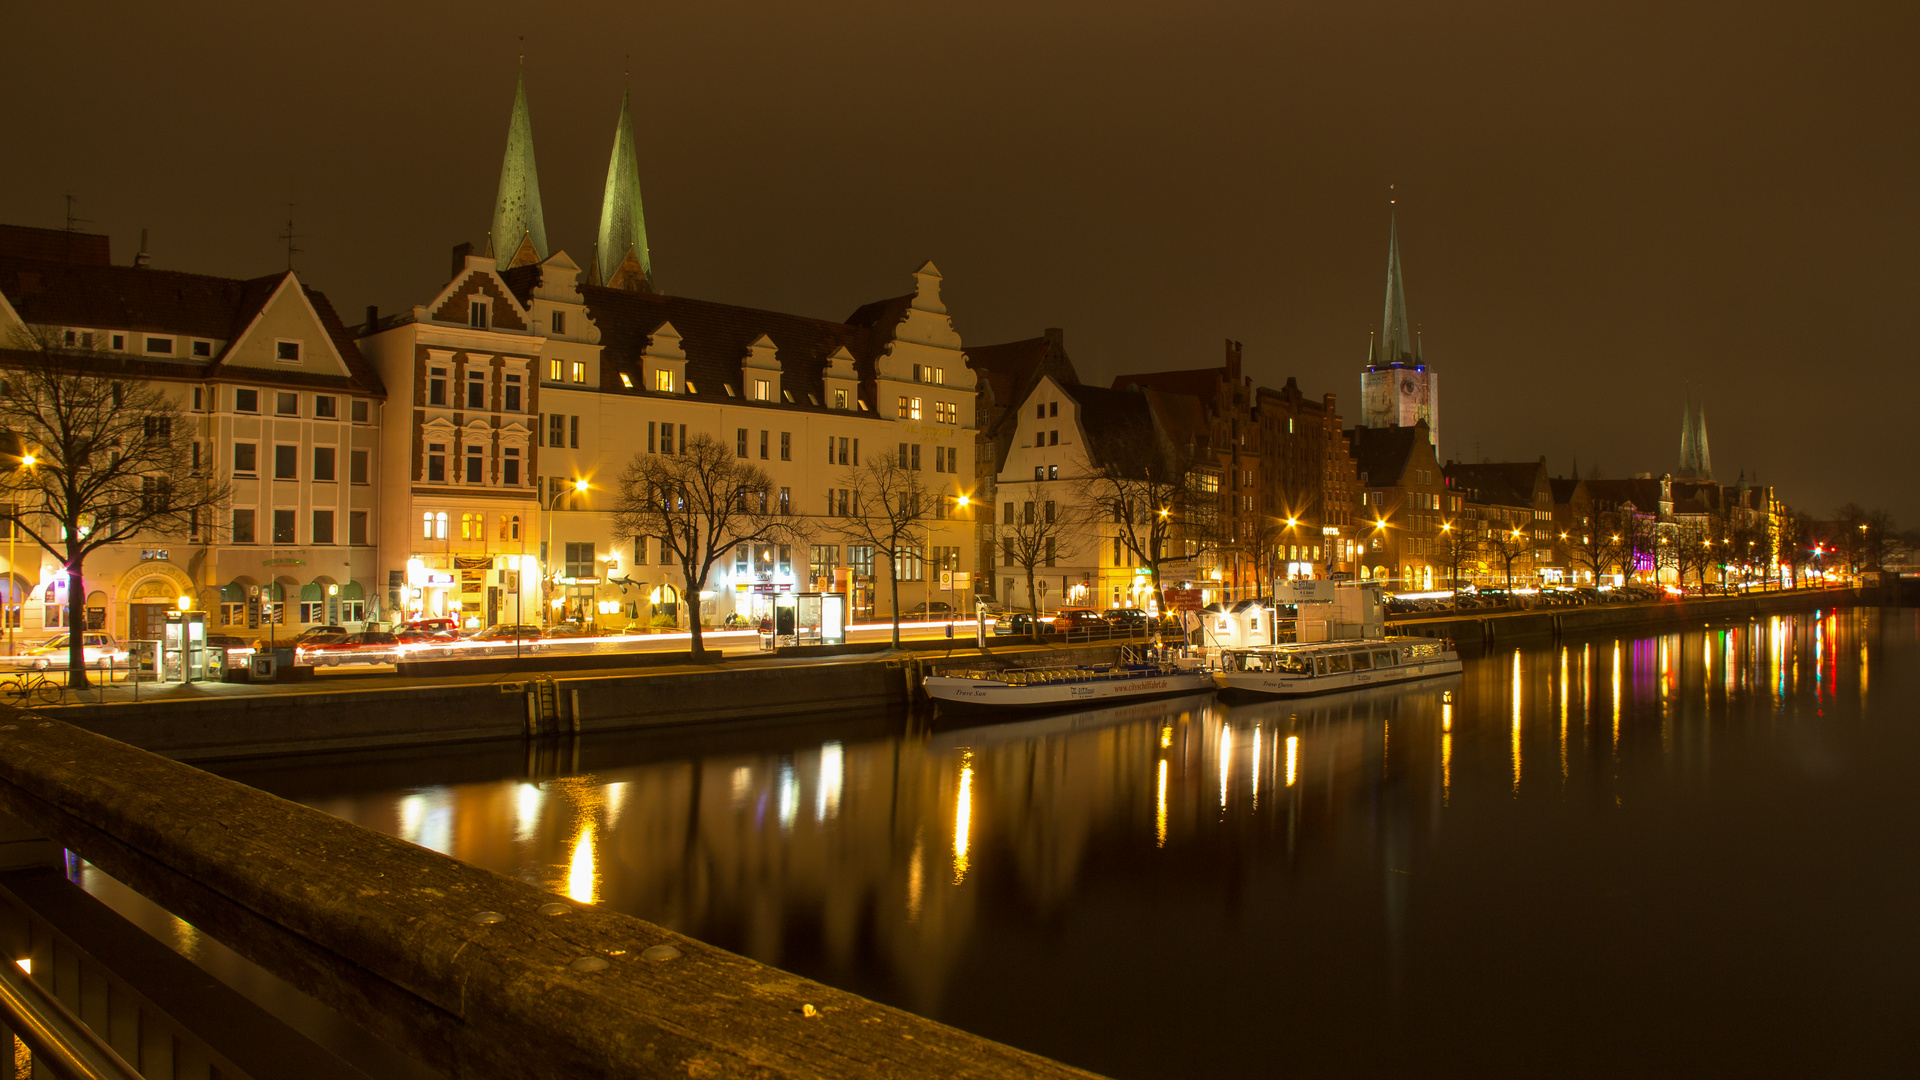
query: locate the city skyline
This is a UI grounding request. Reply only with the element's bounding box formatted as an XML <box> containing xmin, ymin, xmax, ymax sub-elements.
<box><xmin>3</xmin><ymin>1</ymin><xmax>1914</xmax><ymax>520</ymax></box>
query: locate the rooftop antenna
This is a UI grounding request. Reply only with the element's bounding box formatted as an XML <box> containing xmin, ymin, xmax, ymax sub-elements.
<box><xmin>277</xmin><ymin>204</ymin><xmax>301</xmax><ymax>270</ymax></box>
<box><xmin>63</xmin><ymin>194</ymin><xmax>91</xmax><ymax>260</ymax></box>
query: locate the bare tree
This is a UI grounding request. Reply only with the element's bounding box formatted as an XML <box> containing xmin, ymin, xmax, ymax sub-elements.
<box><xmin>1483</xmin><ymin>512</ymin><xmax>1532</xmax><ymax>591</ymax></box>
<box><xmin>0</xmin><ymin>329</ymin><xmax>230</xmax><ymax>686</ymax></box>
<box><xmin>997</xmin><ymin>482</ymin><xmax>1078</xmax><ymax>616</ymax></box>
<box><xmin>611</xmin><ymin>432</ymin><xmax>802</xmax><ymax>658</ymax></box>
<box><xmin>1079</xmin><ymin>441</ymin><xmax>1208</xmax><ymax>616</ymax></box>
<box><xmin>1834</xmin><ymin>503</ymin><xmax>1894</xmax><ymax>576</ymax></box>
<box><xmin>1673</xmin><ymin>521</ymin><xmax>1714</xmax><ymax>589</ymax></box>
<box><xmin>1567</xmin><ymin>520</ymin><xmax>1618</xmax><ymax>588</ymax></box>
<box><xmin>834</xmin><ymin>450</ymin><xmax>933</xmax><ymax>647</ymax></box>
<box><xmin>1435</xmin><ymin>517</ymin><xmax>1478</xmax><ymax>600</ymax></box>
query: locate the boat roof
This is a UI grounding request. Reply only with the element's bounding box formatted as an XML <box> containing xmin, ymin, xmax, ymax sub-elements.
<box><xmin>1222</xmin><ymin>637</ymin><xmax>1436</xmax><ymax>655</ymax></box>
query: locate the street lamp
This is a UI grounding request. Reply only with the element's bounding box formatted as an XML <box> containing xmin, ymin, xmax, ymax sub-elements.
<box><xmin>543</xmin><ymin>478</ymin><xmax>589</xmax><ymax>628</ymax></box>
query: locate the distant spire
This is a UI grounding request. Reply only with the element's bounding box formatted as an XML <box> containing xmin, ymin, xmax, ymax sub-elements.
<box><xmin>1677</xmin><ymin>387</ymin><xmax>1714</xmax><ymax>481</ymax></box>
<box><xmin>491</xmin><ymin>71</ymin><xmax>549</xmax><ymax>271</ymax></box>
<box><xmin>1380</xmin><ymin>213</ymin><xmax>1413</xmax><ymax>364</ymax></box>
<box><xmin>596</xmin><ymin>89</ymin><xmax>653</xmax><ymax>291</ymax></box>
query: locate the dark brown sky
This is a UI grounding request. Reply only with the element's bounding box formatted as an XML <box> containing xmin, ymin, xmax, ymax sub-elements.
<box><xmin>7</xmin><ymin>1</ymin><xmax>1916</xmax><ymax>520</ymax></box>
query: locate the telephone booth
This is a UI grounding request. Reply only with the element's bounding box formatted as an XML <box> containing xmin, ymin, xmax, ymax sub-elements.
<box><xmin>162</xmin><ymin>610</ymin><xmax>207</xmax><ymax>683</ymax></box>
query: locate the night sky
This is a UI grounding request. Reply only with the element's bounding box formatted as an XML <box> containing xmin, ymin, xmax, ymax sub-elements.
<box><xmin>6</xmin><ymin>2</ymin><xmax>1915</xmax><ymax>520</ymax></box>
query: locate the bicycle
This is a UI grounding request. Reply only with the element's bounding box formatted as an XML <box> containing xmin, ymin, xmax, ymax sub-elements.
<box><xmin>2</xmin><ymin>668</ymin><xmax>61</xmax><ymax>709</ymax></box>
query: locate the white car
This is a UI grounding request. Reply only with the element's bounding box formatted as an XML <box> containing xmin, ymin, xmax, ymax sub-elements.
<box><xmin>21</xmin><ymin>632</ymin><xmax>128</xmax><ymax>670</ymax></box>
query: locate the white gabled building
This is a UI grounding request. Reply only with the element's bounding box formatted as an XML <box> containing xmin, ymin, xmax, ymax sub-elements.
<box><xmin>0</xmin><ymin>223</ymin><xmax>387</xmax><ymax>640</ymax></box>
<box><xmin>358</xmin><ymin>74</ymin><xmax>978</xmax><ymax>631</ymax></box>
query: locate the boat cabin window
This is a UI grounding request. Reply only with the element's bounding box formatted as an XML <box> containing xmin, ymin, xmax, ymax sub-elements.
<box><xmin>1312</xmin><ymin>657</ymin><xmax>1328</xmax><ymax>677</ymax></box>
<box><xmin>1325</xmin><ymin>652</ymin><xmax>1350</xmax><ymax>674</ymax></box>
<box><xmin>1350</xmin><ymin>650</ymin><xmax>1372</xmax><ymax>671</ymax></box>
<box><xmin>1373</xmin><ymin>650</ymin><xmax>1397</xmax><ymax>668</ymax></box>
<box><xmin>1278</xmin><ymin>653</ymin><xmax>1309</xmax><ymax>674</ymax></box>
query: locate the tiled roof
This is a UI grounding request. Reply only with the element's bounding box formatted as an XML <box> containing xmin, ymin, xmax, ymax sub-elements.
<box><xmin>1549</xmin><ymin>477</ymin><xmax>1583</xmax><ymax>504</ymax></box>
<box><xmin>0</xmin><ymin>225</ymin><xmax>110</xmax><ymax>266</ymax></box>
<box><xmin>582</xmin><ymin>286</ymin><xmax>906</xmax><ymax>410</ymax></box>
<box><xmin>0</xmin><ymin>254</ymin><xmax>384</xmax><ymax>396</ymax></box>
<box><xmin>1347</xmin><ymin>424</ymin><xmax>1426</xmax><ymax>487</ymax></box>
<box><xmin>1064</xmin><ymin>383</ymin><xmax>1159</xmax><ymax>473</ymax></box>
<box><xmin>1444</xmin><ymin>463</ymin><xmax>1533</xmax><ymax>509</ymax></box>
<box><xmin>1113</xmin><ymin>367</ymin><xmax>1223</xmax><ymax>403</ymax></box>
<box><xmin>1583</xmin><ymin>477</ymin><xmax>1666</xmax><ymax>512</ymax></box>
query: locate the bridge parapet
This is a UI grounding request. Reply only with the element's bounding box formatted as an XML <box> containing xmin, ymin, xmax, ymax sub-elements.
<box><xmin>0</xmin><ymin>715</ymin><xmax>1104</xmax><ymax>1079</ymax></box>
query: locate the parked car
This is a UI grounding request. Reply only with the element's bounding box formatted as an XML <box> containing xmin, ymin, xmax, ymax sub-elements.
<box><xmin>1050</xmin><ymin>608</ymin><xmax>1110</xmax><ymax>635</ymax></box>
<box><xmin>20</xmin><ymin>632</ymin><xmax>127</xmax><ymax>670</ymax></box>
<box><xmin>906</xmin><ymin>601</ymin><xmax>954</xmax><ymax>617</ymax></box>
<box><xmin>296</xmin><ymin>631</ymin><xmax>401</xmax><ymax>667</ymax></box>
<box><xmin>290</xmin><ymin>625</ymin><xmax>348</xmax><ymax>645</ymax></box>
<box><xmin>466</xmin><ymin>624</ymin><xmax>543</xmax><ymax>654</ymax></box>
<box><xmin>543</xmin><ymin>622</ymin><xmax>596</xmax><ymax>638</ymax></box>
<box><xmin>402</xmin><ymin>618</ymin><xmax>460</xmax><ymax>636</ymax></box>
<box><xmin>993</xmin><ymin>612</ymin><xmax>1041</xmax><ymax>636</ymax></box>
<box><xmin>1102</xmin><ymin>608</ymin><xmax>1152</xmax><ymax>632</ymax></box>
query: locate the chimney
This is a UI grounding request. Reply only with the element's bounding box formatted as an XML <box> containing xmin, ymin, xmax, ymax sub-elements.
<box><xmin>364</xmin><ymin>305</ymin><xmax>379</xmax><ymax>332</ymax></box>
<box><xmin>1043</xmin><ymin>327</ymin><xmax>1064</xmax><ymax>348</ymax></box>
<box><xmin>450</xmin><ymin>241</ymin><xmax>474</xmax><ymax>279</ymax></box>
<box><xmin>133</xmin><ymin>228</ymin><xmax>151</xmax><ymax>269</ymax></box>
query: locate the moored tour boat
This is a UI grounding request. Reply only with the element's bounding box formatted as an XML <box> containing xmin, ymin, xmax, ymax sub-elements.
<box><xmin>1212</xmin><ymin>636</ymin><xmax>1461</xmax><ymax>697</ymax></box>
<box><xmin>925</xmin><ymin>651</ymin><xmax>1215</xmax><ymax>710</ymax></box>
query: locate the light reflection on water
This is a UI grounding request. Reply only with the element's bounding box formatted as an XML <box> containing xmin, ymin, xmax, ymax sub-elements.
<box><xmin>261</xmin><ymin>608</ymin><xmax>1918</xmax><ymax>1080</ymax></box>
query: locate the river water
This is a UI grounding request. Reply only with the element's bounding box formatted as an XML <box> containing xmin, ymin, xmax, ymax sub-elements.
<box><xmin>217</xmin><ymin>606</ymin><xmax>1920</xmax><ymax>1078</ymax></box>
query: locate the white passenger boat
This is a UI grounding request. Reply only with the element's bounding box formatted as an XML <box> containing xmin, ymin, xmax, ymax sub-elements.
<box><xmin>925</xmin><ymin>652</ymin><xmax>1215</xmax><ymax>710</ymax></box>
<box><xmin>1212</xmin><ymin>637</ymin><xmax>1461</xmax><ymax>697</ymax></box>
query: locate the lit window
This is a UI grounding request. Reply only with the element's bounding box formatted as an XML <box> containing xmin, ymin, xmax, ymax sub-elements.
<box><xmin>898</xmin><ymin>396</ymin><xmax>909</xmax><ymax>419</ymax></box>
<box><xmin>834</xmin><ymin>389</ymin><xmax>848</xmax><ymax>409</ymax></box>
<box><xmin>619</xmin><ymin>372</ymin><xmax>633</xmax><ymax>388</ymax></box>
<box><xmin>754</xmin><ymin>379</ymin><xmax>771</xmax><ymax>401</ymax></box>
<box><xmin>910</xmin><ymin>397</ymin><xmax>922</xmax><ymax>420</ymax></box>
<box><xmin>654</xmin><ymin>369</ymin><xmax>674</xmax><ymax>392</ymax></box>
<box><xmin>571</xmin><ymin>361</ymin><xmax>586</xmax><ymax>383</ymax></box>
<box><xmin>549</xmin><ymin>358</ymin><xmax>563</xmax><ymax>382</ymax></box>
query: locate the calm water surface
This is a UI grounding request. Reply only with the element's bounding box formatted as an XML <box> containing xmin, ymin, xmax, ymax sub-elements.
<box><xmin>223</xmin><ymin>607</ymin><xmax>1920</xmax><ymax>1078</ymax></box>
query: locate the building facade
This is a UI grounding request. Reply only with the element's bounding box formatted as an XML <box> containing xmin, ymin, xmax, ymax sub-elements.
<box><xmin>0</xmin><ymin>224</ymin><xmax>386</xmax><ymax>641</ymax></box>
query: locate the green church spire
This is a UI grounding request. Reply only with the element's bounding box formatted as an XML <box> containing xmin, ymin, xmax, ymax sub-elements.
<box><xmin>491</xmin><ymin>72</ymin><xmax>549</xmax><ymax>270</ymax></box>
<box><xmin>596</xmin><ymin>90</ymin><xmax>653</xmax><ymax>291</ymax></box>
<box><xmin>1380</xmin><ymin>214</ymin><xmax>1413</xmax><ymax>364</ymax></box>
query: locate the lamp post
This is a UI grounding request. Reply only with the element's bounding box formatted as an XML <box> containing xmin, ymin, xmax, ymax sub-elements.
<box><xmin>7</xmin><ymin>453</ymin><xmax>35</xmax><ymax>657</ymax></box>
<box><xmin>543</xmin><ymin>478</ymin><xmax>589</xmax><ymax>628</ymax></box>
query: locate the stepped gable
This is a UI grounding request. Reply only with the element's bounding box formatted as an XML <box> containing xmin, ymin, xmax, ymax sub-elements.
<box><xmin>583</xmin><ymin>286</ymin><xmax>903</xmax><ymax>408</ymax></box>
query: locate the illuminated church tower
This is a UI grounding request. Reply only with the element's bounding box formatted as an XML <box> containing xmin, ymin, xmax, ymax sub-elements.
<box><xmin>1359</xmin><ymin>214</ymin><xmax>1439</xmax><ymax>448</ymax></box>
<box><xmin>489</xmin><ymin>71</ymin><xmax>549</xmax><ymax>269</ymax></box>
<box><xmin>595</xmin><ymin>89</ymin><xmax>653</xmax><ymax>291</ymax></box>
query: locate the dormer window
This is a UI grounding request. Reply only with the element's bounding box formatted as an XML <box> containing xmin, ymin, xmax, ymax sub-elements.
<box><xmin>654</xmin><ymin>369</ymin><xmax>675</xmax><ymax>393</ymax></box>
<box><xmin>145</xmin><ymin>336</ymin><xmax>173</xmax><ymax>355</ymax></box>
<box><xmin>192</xmin><ymin>340</ymin><xmax>212</xmax><ymax>358</ymax></box>
<box><xmin>753</xmin><ymin>379</ymin><xmax>772</xmax><ymax>402</ymax></box>
<box><xmin>469</xmin><ymin>301</ymin><xmax>488</xmax><ymax>329</ymax></box>
<box><xmin>551</xmin><ymin>310</ymin><xmax>566</xmax><ymax>335</ymax></box>
<box><xmin>834</xmin><ymin>389</ymin><xmax>849</xmax><ymax>410</ymax></box>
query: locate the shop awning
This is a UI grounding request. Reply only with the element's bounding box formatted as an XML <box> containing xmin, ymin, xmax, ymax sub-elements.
<box><xmin>263</xmin><ymin>582</ymin><xmax>285</xmax><ymax>602</ymax></box>
<box><xmin>220</xmin><ymin>582</ymin><xmax>246</xmax><ymax>603</ymax></box>
<box><xmin>339</xmin><ymin>581</ymin><xmax>364</xmax><ymax>602</ymax></box>
<box><xmin>300</xmin><ymin>582</ymin><xmax>325</xmax><ymax>603</ymax></box>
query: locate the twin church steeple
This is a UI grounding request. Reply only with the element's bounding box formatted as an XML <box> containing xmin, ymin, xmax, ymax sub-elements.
<box><xmin>486</xmin><ymin>71</ymin><xmax>652</xmax><ymax>291</ymax></box>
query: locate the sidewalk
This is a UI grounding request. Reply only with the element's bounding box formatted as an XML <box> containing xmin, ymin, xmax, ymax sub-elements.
<box><xmin>32</xmin><ymin>637</ymin><xmax>1107</xmax><ymax>708</ymax></box>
